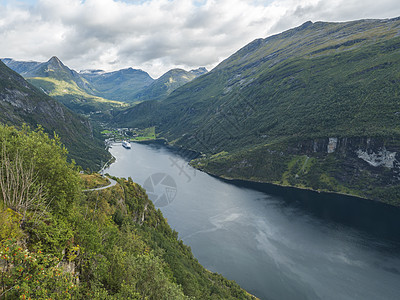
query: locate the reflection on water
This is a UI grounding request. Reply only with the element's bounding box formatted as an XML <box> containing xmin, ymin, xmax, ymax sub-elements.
<box><xmin>105</xmin><ymin>142</ymin><xmax>400</xmax><ymax>300</ymax></box>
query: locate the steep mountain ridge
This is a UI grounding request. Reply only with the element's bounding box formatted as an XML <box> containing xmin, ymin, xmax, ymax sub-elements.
<box><xmin>0</xmin><ymin>60</ymin><xmax>109</xmax><ymax>169</ymax></box>
<box><xmin>10</xmin><ymin>56</ymin><xmax>94</xmax><ymax>92</ymax></box>
<box><xmin>2</xmin><ymin>57</ymin><xmax>125</xmax><ymax>114</ymax></box>
<box><xmin>190</xmin><ymin>67</ymin><xmax>208</xmax><ymax>76</ymax></box>
<box><xmin>113</xmin><ymin>17</ymin><xmax>400</xmax><ymax>204</ymax></box>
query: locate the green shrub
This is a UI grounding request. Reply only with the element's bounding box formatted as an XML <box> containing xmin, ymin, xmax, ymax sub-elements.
<box><xmin>0</xmin><ymin>238</ymin><xmax>78</xmax><ymax>299</ymax></box>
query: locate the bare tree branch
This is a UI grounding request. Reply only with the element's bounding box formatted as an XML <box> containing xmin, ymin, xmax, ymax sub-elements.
<box><xmin>0</xmin><ymin>143</ymin><xmax>47</xmax><ymax>221</ymax></box>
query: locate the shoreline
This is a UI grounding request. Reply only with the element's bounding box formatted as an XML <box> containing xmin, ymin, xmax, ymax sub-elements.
<box><xmin>103</xmin><ymin>139</ymin><xmax>400</xmax><ymax>298</ymax></box>
<box><xmin>107</xmin><ymin>138</ymin><xmax>400</xmax><ymax>208</ymax></box>
<box><xmin>197</xmin><ymin>167</ymin><xmax>400</xmax><ymax>209</ymax></box>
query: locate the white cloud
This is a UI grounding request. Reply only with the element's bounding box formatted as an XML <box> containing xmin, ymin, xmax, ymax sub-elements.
<box><xmin>0</xmin><ymin>0</ymin><xmax>400</xmax><ymax>78</ymax></box>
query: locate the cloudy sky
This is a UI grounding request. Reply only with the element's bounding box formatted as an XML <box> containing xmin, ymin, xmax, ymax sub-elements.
<box><xmin>1</xmin><ymin>0</ymin><xmax>400</xmax><ymax>78</ymax></box>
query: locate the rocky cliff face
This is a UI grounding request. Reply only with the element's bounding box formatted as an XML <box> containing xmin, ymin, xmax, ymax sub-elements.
<box><xmin>288</xmin><ymin>137</ymin><xmax>400</xmax><ymax>184</ymax></box>
<box><xmin>1</xmin><ymin>60</ymin><xmax>80</xmax><ymax>129</ymax></box>
<box><xmin>196</xmin><ymin>135</ymin><xmax>400</xmax><ymax>205</ymax></box>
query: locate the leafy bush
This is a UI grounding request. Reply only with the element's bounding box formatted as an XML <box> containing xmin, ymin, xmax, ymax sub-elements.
<box><xmin>0</xmin><ymin>124</ymin><xmax>81</xmax><ymax>215</ymax></box>
<box><xmin>0</xmin><ymin>238</ymin><xmax>78</xmax><ymax>299</ymax></box>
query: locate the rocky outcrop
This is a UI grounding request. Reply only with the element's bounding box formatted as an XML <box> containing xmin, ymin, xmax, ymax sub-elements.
<box><xmin>287</xmin><ymin>136</ymin><xmax>400</xmax><ymax>185</ymax></box>
<box><xmin>327</xmin><ymin>138</ymin><xmax>338</xmax><ymax>153</ymax></box>
<box><xmin>290</xmin><ymin>137</ymin><xmax>399</xmax><ymax>156</ymax></box>
<box><xmin>357</xmin><ymin>148</ymin><xmax>398</xmax><ymax>168</ymax></box>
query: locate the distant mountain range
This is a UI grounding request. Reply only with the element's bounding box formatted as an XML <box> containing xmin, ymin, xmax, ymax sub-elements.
<box><xmin>79</xmin><ymin>67</ymin><xmax>153</xmax><ymax>102</ymax></box>
<box><xmin>79</xmin><ymin>66</ymin><xmax>207</xmax><ymax>102</ymax></box>
<box><xmin>2</xmin><ymin>57</ymin><xmax>208</xmax><ymax>112</ymax></box>
<box><xmin>132</xmin><ymin>67</ymin><xmax>208</xmax><ymax>101</ymax></box>
<box><xmin>1</xmin><ymin>58</ymin><xmax>41</xmax><ymax>75</ymax></box>
<box><xmin>112</xmin><ymin>17</ymin><xmax>400</xmax><ymax>205</ymax></box>
<box><xmin>0</xmin><ymin>60</ymin><xmax>109</xmax><ymax>169</ymax></box>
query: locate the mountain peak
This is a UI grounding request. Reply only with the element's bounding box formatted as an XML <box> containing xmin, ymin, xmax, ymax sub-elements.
<box><xmin>120</xmin><ymin>67</ymin><xmax>147</xmax><ymax>74</ymax></box>
<box><xmin>47</xmin><ymin>56</ymin><xmax>64</xmax><ymax>67</ymax></box>
<box><xmin>163</xmin><ymin>68</ymin><xmax>186</xmax><ymax>74</ymax></box>
<box><xmin>48</xmin><ymin>56</ymin><xmax>60</xmax><ymax>62</ymax></box>
<box><xmin>190</xmin><ymin>67</ymin><xmax>208</xmax><ymax>77</ymax></box>
<box><xmin>1</xmin><ymin>58</ymin><xmax>14</xmax><ymax>63</ymax></box>
<box><xmin>301</xmin><ymin>20</ymin><xmax>313</xmax><ymax>27</ymax></box>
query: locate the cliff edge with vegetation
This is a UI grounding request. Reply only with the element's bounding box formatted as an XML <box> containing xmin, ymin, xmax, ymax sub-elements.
<box><xmin>0</xmin><ymin>125</ymin><xmax>255</xmax><ymax>299</ymax></box>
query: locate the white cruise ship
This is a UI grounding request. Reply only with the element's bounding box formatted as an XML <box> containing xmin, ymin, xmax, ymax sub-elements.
<box><xmin>122</xmin><ymin>140</ymin><xmax>131</xmax><ymax>149</ymax></box>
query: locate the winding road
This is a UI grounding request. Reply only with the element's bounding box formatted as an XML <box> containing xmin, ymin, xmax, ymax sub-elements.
<box><xmin>83</xmin><ymin>177</ymin><xmax>118</xmax><ymax>192</ymax></box>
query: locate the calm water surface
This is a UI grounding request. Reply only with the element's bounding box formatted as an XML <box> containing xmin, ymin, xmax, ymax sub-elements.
<box><xmin>105</xmin><ymin>142</ymin><xmax>400</xmax><ymax>300</ymax></box>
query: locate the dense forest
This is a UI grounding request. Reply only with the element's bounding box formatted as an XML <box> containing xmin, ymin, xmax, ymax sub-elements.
<box><xmin>0</xmin><ymin>124</ymin><xmax>254</xmax><ymax>299</ymax></box>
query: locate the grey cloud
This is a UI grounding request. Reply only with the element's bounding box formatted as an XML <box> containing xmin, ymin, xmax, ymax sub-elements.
<box><xmin>1</xmin><ymin>0</ymin><xmax>400</xmax><ymax>78</ymax></box>
<box><xmin>270</xmin><ymin>0</ymin><xmax>400</xmax><ymax>35</ymax></box>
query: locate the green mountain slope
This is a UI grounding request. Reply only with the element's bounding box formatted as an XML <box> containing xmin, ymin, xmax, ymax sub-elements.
<box><xmin>80</xmin><ymin>68</ymin><xmax>154</xmax><ymax>102</ymax></box>
<box><xmin>25</xmin><ymin>56</ymin><xmax>92</xmax><ymax>89</ymax></box>
<box><xmin>113</xmin><ymin>17</ymin><xmax>400</xmax><ymax>205</ymax></box>
<box><xmin>27</xmin><ymin>76</ymin><xmax>126</xmax><ymax>114</ymax></box>
<box><xmin>132</xmin><ymin>68</ymin><xmax>207</xmax><ymax>101</ymax></box>
<box><xmin>0</xmin><ymin>125</ymin><xmax>255</xmax><ymax>299</ymax></box>
<box><xmin>0</xmin><ymin>60</ymin><xmax>109</xmax><ymax>169</ymax></box>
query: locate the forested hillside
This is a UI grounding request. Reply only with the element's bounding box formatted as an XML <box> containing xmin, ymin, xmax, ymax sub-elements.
<box><xmin>0</xmin><ymin>60</ymin><xmax>109</xmax><ymax>170</ymax></box>
<box><xmin>0</xmin><ymin>125</ymin><xmax>255</xmax><ymax>299</ymax></box>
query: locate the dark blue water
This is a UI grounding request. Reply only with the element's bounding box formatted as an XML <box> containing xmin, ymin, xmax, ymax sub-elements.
<box><xmin>105</xmin><ymin>142</ymin><xmax>400</xmax><ymax>300</ymax></box>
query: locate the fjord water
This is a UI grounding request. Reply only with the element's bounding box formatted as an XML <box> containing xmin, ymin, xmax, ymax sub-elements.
<box><xmin>105</xmin><ymin>142</ymin><xmax>400</xmax><ymax>300</ymax></box>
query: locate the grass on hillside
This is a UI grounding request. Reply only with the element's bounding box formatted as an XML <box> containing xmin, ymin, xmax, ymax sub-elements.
<box><xmin>80</xmin><ymin>173</ymin><xmax>110</xmax><ymax>189</ymax></box>
<box><xmin>27</xmin><ymin>77</ymin><xmax>127</xmax><ymax>113</ymax></box>
<box><xmin>133</xmin><ymin>126</ymin><xmax>156</xmax><ymax>141</ymax></box>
